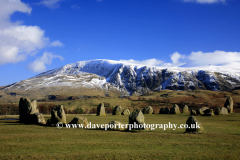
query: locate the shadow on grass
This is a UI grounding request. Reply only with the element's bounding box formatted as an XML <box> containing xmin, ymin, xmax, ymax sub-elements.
<box><xmin>1</xmin><ymin>121</ymin><xmax>49</xmax><ymax>127</ymax></box>
<box><xmin>1</xmin><ymin>121</ymin><xmax>22</xmax><ymax>125</ymax></box>
<box><xmin>1</xmin><ymin>120</ymin><xmax>161</xmax><ymax>133</ymax></box>
<box><xmin>0</xmin><ymin>118</ymin><xmax>19</xmax><ymax>120</ymax></box>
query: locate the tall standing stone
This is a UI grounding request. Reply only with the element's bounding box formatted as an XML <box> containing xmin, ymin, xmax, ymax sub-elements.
<box><xmin>142</xmin><ymin>106</ymin><xmax>153</xmax><ymax>114</ymax></box>
<box><xmin>182</xmin><ymin>105</ymin><xmax>189</xmax><ymax>113</ymax></box>
<box><xmin>224</xmin><ymin>97</ymin><xmax>233</xmax><ymax>113</ymax></box>
<box><xmin>185</xmin><ymin>116</ymin><xmax>204</xmax><ymax>133</ymax></box>
<box><xmin>159</xmin><ymin>107</ymin><xmax>164</xmax><ymax>114</ymax></box>
<box><xmin>163</xmin><ymin>107</ymin><xmax>170</xmax><ymax>114</ymax></box>
<box><xmin>47</xmin><ymin>105</ymin><xmax>66</xmax><ymax>125</ymax></box>
<box><xmin>183</xmin><ymin>104</ymin><xmax>189</xmax><ymax>113</ymax></box>
<box><xmin>112</xmin><ymin>105</ymin><xmax>122</xmax><ymax>115</ymax></box>
<box><xmin>19</xmin><ymin>97</ymin><xmax>39</xmax><ymax>123</ymax></box>
<box><xmin>128</xmin><ymin>109</ymin><xmax>145</xmax><ymax>130</ymax></box>
<box><xmin>169</xmin><ymin>104</ymin><xmax>180</xmax><ymax>114</ymax></box>
<box><xmin>97</xmin><ymin>103</ymin><xmax>106</xmax><ymax>116</ymax></box>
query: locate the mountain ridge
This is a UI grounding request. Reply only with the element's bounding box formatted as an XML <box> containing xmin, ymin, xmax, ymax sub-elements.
<box><xmin>3</xmin><ymin>59</ymin><xmax>240</xmax><ymax>95</ymax></box>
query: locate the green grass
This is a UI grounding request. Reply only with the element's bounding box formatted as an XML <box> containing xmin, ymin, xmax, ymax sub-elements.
<box><xmin>0</xmin><ymin>113</ymin><xmax>240</xmax><ymax>160</ymax></box>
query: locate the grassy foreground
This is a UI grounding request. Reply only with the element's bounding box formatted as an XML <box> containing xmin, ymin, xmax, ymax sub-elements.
<box><xmin>0</xmin><ymin>113</ymin><xmax>240</xmax><ymax>160</ymax></box>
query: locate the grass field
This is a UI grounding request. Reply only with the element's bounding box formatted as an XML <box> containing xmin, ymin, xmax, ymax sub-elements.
<box><xmin>0</xmin><ymin>113</ymin><xmax>240</xmax><ymax>160</ymax></box>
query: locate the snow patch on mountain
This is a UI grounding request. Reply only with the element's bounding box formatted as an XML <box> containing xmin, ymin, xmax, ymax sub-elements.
<box><xmin>4</xmin><ymin>59</ymin><xmax>240</xmax><ymax>94</ymax></box>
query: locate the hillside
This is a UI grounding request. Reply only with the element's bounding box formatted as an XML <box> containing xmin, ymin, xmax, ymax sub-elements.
<box><xmin>1</xmin><ymin>59</ymin><xmax>240</xmax><ymax>102</ymax></box>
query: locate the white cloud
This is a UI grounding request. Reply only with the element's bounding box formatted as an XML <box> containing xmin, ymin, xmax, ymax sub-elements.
<box><xmin>119</xmin><ymin>58</ymin><xmax>164</xmax><ymax>66</ymax></box>
<box><xmin>0</xmin><ymin>0</ymin><xmax>64</xmax><ymax>67</ymax></box>
<box><xmin>182</xmin><ymin>0</ymin><xmax>226</xmax><ymax>4</ymax></box>
<box><xmin>119</xmin><ymin>54</ymin><xmax>185</xmax><ymax>67</ymax></box>
<box><xmin>50</xmin><ymin>40</ymin><xmax>64</xmax><ymax>47</ymax></box>
<box><xmin>119</xmin><ymin>50</ymin><xmax>240</xmax><ymax>68</ymax></box>
<box><xmin>187</xmin><ymin>50</ymin><xmax>240</xmax><ymax>66</ymax></box>
<box><xmin>38</xmin><ymin>0</ymin><xmax>63</xmax><ymax>9</ymax></box>
<box><xmin>0</xmin><ymin>0</ymin><xmax>49</xmax><ymax>65</ymax></box>
<box><xmin>170</xmin><ymin>52</ymin><xmax>186</xmax><ymax>66</ymax></box>
<box><xmin>28</xmin><ymin>52</ymin><xmax>64</xmax><ymax>72</ymax></box>
<box><xmin>0</xmin><ymin>0</ymin><xmax>31</xmax><ymax>23</ymax></box>
<box><xmin>165</xmin><ymin>50</ymin><xmax>240</xmax><ymax>67</ymax></box>
<box><xmin>0</xmin><ymin>25</ymin><xmax>48</xmax><ymax>64</ymax></box>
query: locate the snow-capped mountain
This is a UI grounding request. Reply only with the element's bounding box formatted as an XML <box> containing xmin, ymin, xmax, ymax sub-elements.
<box><xmin>3</xmin><ymin>59</ymin><xmax>240</xmax><ymax>94</ymax></box>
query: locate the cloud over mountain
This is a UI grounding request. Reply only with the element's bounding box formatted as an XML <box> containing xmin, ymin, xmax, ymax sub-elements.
<box><xmin>119</xmin><ymin>59</ymin><xmax>164</xmax><ymax>66</ymax></box>
<box><xmin>28</xmin><ymin>52</ymin><xmax>64</xmax><ymax>72</ymax></box>
<box><xmin>119</xmin><ymin>50</ymin><xmax>240</xmax><ymax>68</ymax></box>
<box><xmin>187</xmin><ymin>50</ymin><xmax>240</xmax><ymax>66</ymax></box>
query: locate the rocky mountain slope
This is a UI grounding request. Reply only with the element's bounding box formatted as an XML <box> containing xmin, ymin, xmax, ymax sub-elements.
<box><xmin>2</xmin><ymin>59</ymin><xmax>240</xmax><ymax>95</ymax></box>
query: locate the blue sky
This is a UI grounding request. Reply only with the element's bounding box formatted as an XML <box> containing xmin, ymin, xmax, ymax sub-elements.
<box><xmin>0</xmin><ymin>0</ymin><xmax>240</xmax><ymax>86</ymax></box>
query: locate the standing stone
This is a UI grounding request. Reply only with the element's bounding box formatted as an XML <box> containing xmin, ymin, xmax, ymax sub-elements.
<box><xmin>30</xmin><ymin>100</ymin><xmax>38</xmax><ymax>113</ymax></box>
<box><xmin>215</xmin><ymin>107</ymin><xmax>228</xmax><ymax>115</ymax></box>
<box><xmin>47</xmin><ymin>105</ymin><xmax>66</xmax><ymax>125</ymax></box>
<box><xmin>121</xmin><ymin>108</ymin><xmax>131</xmax><ymax>115</ymax></box>
<box><xmin>112</xmin><ymin>105</ymin><xmax>122</xmax><ymax>115</ymax></box>
<box><xmin>30</xmin><ymin>113</ymin><xmax>46</xmax><ymax>124</ymax></box>
<box><xmin>142</xmin><ymin>106</ymin><xmax>153</xmax><ymax>114</ymax></box>
<box><xmin>224</xmin><ymin>97</ymin><xmax>233</xmax><ymax>113</ymax></box>
<box><xmin>69</xmin><ymin>117</ymin><xmax>88</xmax><ymax>128</ymax></box>
<box><xmin>203</xmin><ymin>109</ymin><xmax>214</xmax><ymax>116</ymax></box>
<box><xmin>190</xmin><ymin>110</ymin><xmax>197</xmax><ymax>115</ymax></box>
<box><xmin>201</xmin><ymin>107</ymin><xmax>209</xmax><ymax>112</ymax></box>
<box><xmin>128</xmin><ymin>109</ymin><xmax>145</xmax><ymax>130</ymax></box>
<box><xmin>108</xmin><ymin>121</ymin><xmax>124</xmax><ymax>131</ymax></box>
<box><xmin>169</xmin><ymin>104</ymin><xmax>180</xmax><ymax>114</ymax></box>
<box><xmin>163</xmin><ymin>107</ymin><xmax>170</xmax><ymax>114</ymax></box>
<box><xmin>97</xmin><ymin>103</ymin><xmax>106</xmax><ymax>116</ymax></box>
<box><xmin>182</xmin><ymin>105</ymin><xmax>189</xmax><ymax>113</ymax></box>
<box><xmin>19</xmin><ymin>97</ymin><xmax>39</xmax><ymax>123</ymax></box>
<box><xmin>159</xmin><ymin>107</ymin><xmax>164</xmax><ymax>114</ymax></box>
<box><xmin>196</xmin><ymin>108</ymin><xmax>204</xmax><ymax>115</ymax></box>
<box><xmin>185</xmin><ymin>116</ymin><xmax>204</xmax><ymax>133</ymax></box>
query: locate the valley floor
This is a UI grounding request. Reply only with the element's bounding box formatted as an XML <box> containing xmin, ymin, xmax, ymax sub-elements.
<box><xmin>0</xmin><ymin>113</ymin><xmax>239</xmax><ymax>159</ymax></box>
